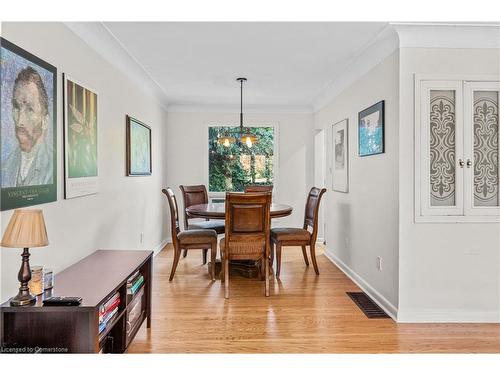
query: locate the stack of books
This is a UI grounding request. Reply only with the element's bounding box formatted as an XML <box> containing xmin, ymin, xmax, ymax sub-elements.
<box><xmin>98</xmin><ymin>291</ymin><xmax>120</xmax><ymax>334</ymax></box>
<box><xmin>127</xmin><ymin>271</ymin><xmax>144</xmax><ymax>297</ymax></box>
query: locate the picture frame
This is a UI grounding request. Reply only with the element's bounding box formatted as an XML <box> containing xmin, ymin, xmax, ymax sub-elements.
<box><xmin>126</xmin><ymin>115</ymin><xmax>152</xmax><ymax>176</ymax></box>
<box><xmin>0</xmin><ymin>38</ymin><xmax>57</xmax><ymax>210</ymax></box>
<box><xmin>358</xmin><ymin>100</ymin><xmax>385</xmax><ymax>157</ymax></box>
<box><xmin>63</xmin><ymin>74</ymin><xmax>99</xmax><ymax>199</ymax></box>
<box><xmin>332</xmin><ymin>119</ymin><xmax>349</xmax><ymax>193</ymax></box>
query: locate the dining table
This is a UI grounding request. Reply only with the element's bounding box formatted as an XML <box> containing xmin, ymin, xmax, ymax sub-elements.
<box><xmin>186</xmin><ymin>201</ymin><xmax>293</xmax><ymax>279</ymax></box>
<box><xmin>185</xmin><ymin>202</ymin><xmax>293</xmax><ymax>220</ymax></box>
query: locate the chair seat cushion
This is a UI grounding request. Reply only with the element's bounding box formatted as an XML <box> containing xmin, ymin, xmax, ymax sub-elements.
<box><xmin>270</xmin><ymin>228</ymin><xmax>311</xmax><ymax>242</ymax></box>
<box><xmin>188</xmin><ymin>220</ymin><xmax>225</xmax><ymax>234</ymax></box>
<box><xmin>177</xmin><ymin>229</ymin><xmax>217</xmax><ymax>245</ymax></box>
<box><xmin>220</xmin><ymin>237</ymin><xmax>265</xmax><ymax>257</ymax></box>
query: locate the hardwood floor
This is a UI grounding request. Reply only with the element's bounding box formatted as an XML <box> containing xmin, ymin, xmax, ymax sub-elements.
<box><xmin>127</xmin><ymin>244</ymin><xmax>500</xmax><ymax>353</ymax></box>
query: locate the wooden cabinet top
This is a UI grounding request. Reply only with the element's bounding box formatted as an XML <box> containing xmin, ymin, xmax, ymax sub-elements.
<box><xmin>1</xmin><ymin>250</ymin><xmax>153</xmax><ymax>310</ymax></box>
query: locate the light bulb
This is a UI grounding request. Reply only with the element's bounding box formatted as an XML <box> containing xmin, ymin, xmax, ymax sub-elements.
<box><xmin>245</xmin><ymin>137</ymin><xmax>253</xmax><ymax>148</ymax></box>
<box><xmin>223</xmin><ymin>138</ymin><xmax>230</xmax><ymax>147</ymax></box>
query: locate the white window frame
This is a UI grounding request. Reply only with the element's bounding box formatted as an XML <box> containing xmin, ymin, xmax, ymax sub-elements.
<box><xmin>203</xmin><ymin>122</ymin><xmax>280</xmax><ymax>201</ymax></box>
<box><xmin>415</xmin><ymin>74</ymin><xmax>500</xmax><ymax>223</ymax></box>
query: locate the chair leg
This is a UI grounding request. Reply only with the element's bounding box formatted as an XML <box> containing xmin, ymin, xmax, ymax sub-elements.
<box><xmin>202</xmin><ymin>249</ymin><xmax>208</xmax><ymax>265</ymax></box>
<box><xmin>210</xmin><ymin>245</ymin><xmax>216</xmax><ymax>281</ymax></box>
<box><xmin>265</xmin><ymin>255</ymin><xmax>270</xmax><ymax>297</ymax></box>
<box><xmin>270</xmin><ymin>241</ymin><xmax>275</xmax><ymax>267</ymax></box>
<box><xmin>309</xmin><ymin>242</ymin><xmax>320</xmax><ymax>275</ymax></box>
<box><xmin>259</xmin><ymin>259</ymin><xmax>266</xmax><ymax>281</ymax></box>
<box><xmin>224</xmin><ymin>257</ymin><xmax>229</xmax><ymax>299</ymax></box>
<box><xmin>276</xmin><ymin>242</ymin><xmax>282</xmax><ymax>278</ymax></box>
<box><xmin>169</xmin><ymin>248</ymin><xmax>181</xmax><ymax>281</ymax></box>
<box><xmin>183</xmin><ymin>249</ymin><xmax>188</xmax><ymax>258</ymax></box>
<box><xmin>301</xmin><ymin>245</ymin><xmax>309</xmax><ymax>266</ymax></box>
<box><xmin>220</xmin><ymin>251</ymin><xmax>225</xmax><ymax>282</ymax></box>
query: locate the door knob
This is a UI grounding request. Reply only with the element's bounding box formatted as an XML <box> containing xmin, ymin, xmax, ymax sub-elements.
<box><xmin>458</xmin><ymin>159</ymin><xmax>464</xmax><ymax>168</ymax></box>
<box><xmin>466</xmin><ymin>159</ymin><xmax>472</xmax><ymax>168</ymax></box>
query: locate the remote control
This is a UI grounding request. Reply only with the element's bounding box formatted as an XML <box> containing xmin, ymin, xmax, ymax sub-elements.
<box><xmin>43</xmin><ymin>296</ymin><xmax>82</xmax><ymax>306</ymax></box>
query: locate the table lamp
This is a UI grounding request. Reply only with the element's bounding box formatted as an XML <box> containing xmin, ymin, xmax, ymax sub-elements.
<box><xmin>1</xmin><ymin>209</ymin><xmax>49</xmax><ymax>306</ymax></box>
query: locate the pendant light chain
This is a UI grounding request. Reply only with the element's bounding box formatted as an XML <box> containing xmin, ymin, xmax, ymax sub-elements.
<box><xmin>240</xmin><ymin>77</ymin><xmax>244</xmax><ymax>134</ymax></box>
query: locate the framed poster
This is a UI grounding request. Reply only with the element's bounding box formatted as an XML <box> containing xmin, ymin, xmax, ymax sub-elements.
<box><xmin>332</xmin><ymin>119</ymin><xmax>349</xmax><ymax>192</ymax></box>
<box><xmin>63</xmin><ymin>74</ymin><xmax>98</xmax><ymax>198</ymax></box>
<box><xmin>126</xmin><ymin>115</ymin><xmax>152</xmax><ymax>176</ymax></box>
<box><xmin>1</xmin><ymin>38</ymin><xmax>57</xmax><ymax>211</ymax></box>
<box><xmin>358</xmin><ymin>100</ymin><xmax>385</xmax><ymax>157</ymax></box>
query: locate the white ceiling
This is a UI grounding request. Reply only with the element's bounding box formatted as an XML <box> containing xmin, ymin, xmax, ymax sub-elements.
<box><xmin>101</xmin><ymin>22</ymin><xmax>389</xmax><ymax>111</ymax></box>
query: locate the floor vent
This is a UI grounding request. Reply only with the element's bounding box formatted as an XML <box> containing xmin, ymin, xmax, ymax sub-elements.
<box><xmin>346</xmin><ymin>292</ymin><xmax>390</xmax><ymax>319</ymax></box>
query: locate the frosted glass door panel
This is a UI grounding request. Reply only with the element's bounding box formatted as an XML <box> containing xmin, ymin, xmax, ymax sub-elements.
<box><xmin>429</xmin><ymin>90</ymin><xmax>457</xmax><ymax>207</ymax></box>
<box><xmin>473</xmin><ymin>91</ymin><xmax>499</xmax><ymax>207</ymax></box>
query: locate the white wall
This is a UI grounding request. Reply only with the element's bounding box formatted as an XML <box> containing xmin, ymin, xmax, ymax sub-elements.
<box><xmin>398</xmin><ymin>47</ymin><xmax>500</xmax><ymax>322</ymax></box>
<box><xmin>1</xmin><ymin>23</ymin><xmax>169</xmax><ymax>301</ymax></box>
<box><xmin>165</xmin><ymin>111</ymin><xmax>315</xmax><ymax>229</ymax></box>
<box><xmin>314</xmin><ymin>51</ymin><xmax>400</xmax><ymax>317</ymax></box>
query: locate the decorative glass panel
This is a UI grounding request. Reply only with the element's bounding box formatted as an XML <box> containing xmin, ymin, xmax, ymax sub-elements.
<box><xmin>429</xmin><ymin>90</ymin><xmax>456</xmax><ymax>206</ymax></box>
<box><xmin>473</xmin><ymin>91</ymin><xmax>499</xmax><ymax>207</ymax></box>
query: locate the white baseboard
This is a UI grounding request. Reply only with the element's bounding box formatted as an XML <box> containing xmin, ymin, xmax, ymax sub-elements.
<box><xmin>153</xmin><ymin>238</ymin><xmax>170</xmax><ymax>257</ymax></box>
<box><xmin>323</xmin><ymin>249</ymin><xmax>398</xmax><ymax>321</ymax></box>
<box><xmin>397</xmin><ymin>309</ymin><xmax>499</xmax><ymax>323</ymax></box>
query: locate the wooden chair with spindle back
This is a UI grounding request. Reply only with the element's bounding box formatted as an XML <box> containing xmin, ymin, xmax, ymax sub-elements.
<box><xmin>270</xmin><ymin>187</ymin><xmax>326</xmax><ymax>277</ymax></box>
<box><xmin>244</xmin><ymin>185</ymin><xmax>274</xmax><ymax>193</ymax></box>
<box><xmin>221</xmin><ymin>192</ymin><xmax>272</xmax><ymax>298</ymax></box>
<box><xmin>162</xmin><ymin>188</ymin><xmax>218</xmax><ymax>281</ymax></box>
<box><xmin>179</xmin><ymin>184</ymin><xmax>225</xmax><ymax>262</ymax></box>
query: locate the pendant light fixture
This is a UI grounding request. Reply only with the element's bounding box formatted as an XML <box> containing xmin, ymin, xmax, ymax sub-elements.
<box><xmin>217</xmin><ymin>77</ymin><xmax>258</xmax><ymax>148</ymax></box>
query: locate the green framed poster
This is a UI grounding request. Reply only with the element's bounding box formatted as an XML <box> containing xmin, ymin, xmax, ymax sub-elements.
<box><xmin>63</xmin><ymin>74</ymin><xmax>98</xmax><ymax>199</ymax></box>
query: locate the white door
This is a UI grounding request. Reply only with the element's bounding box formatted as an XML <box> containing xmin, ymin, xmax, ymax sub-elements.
<box><xmin>314</xmin><ymin>129</ymin><xmax>326</xmax><ymax>243</ymax></box>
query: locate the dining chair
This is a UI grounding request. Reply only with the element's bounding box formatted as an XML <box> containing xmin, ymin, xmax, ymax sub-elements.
<box><xmin>162</xmin><ymin>188</ymin><xmax>218</xmax><ymax>281</ymax></box>
<box><xmin>244</xmin><ymin>185</ymin><xmax>274</xmax><ymax>193</ymax></box>
<box><xmin>270</xmin><ymin>187</ymin><xmax>326</xmax><ymax>277</ymax></box>
<box><xmin>220</xmin><ymin>192</ymin><xmax>272</xmax><ymax>298</ymax></box>
<box><xmin>179</xmin><ymin>184</ymin><xmax>225</xmax><ymax>261</ymax></box>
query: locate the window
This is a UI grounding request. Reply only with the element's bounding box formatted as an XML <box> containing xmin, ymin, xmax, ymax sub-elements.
<box><xmin>208</xmin><ymin>126</ymin><xmax>275</xmax><ymax>193</ymax></box>
<box><xmin>416</xmin><ymin>78</ymin><xmax>500</xmax><ymax>221</ymax></box>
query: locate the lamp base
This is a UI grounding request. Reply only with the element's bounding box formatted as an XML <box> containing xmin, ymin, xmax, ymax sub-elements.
<box><xmin>10</xmin><ymin>291</ymin><xmax>36</xmax><ymax>306</ymax></box>
<box><xmin>10</xmin><ymin>247</ymin><xmax>36</xmax><ymax>306</ymax></box>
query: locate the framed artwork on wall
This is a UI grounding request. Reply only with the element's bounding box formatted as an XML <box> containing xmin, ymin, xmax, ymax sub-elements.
<box><xmin>0</xmin><ymin>38</ymin><xmax>57</xmax><ymax>211</ymax></box>
<box><xmin>126</xmin><ymin>115</ymin><xmax>152</xmax><ymax>176</ymax></box>
<box><xmin>63</xmin><ymin>74</ymin><xmax>98</xmax><ymax>199</ymax></box>
<box><xmin>358</xmin><ymin>100</ymin><xmax>385</xmax><ymax>157</ymax></box>
<box><xmin>332</xmin><ymin>119</ymin><xmax>349</xmax><ymax>192</ymax></box>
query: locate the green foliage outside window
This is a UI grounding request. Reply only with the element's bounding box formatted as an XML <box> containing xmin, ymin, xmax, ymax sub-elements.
<box><xmin>208</xmin><ymin>126</ymin><xmax>274</xmax><ymax>192</ymax></box>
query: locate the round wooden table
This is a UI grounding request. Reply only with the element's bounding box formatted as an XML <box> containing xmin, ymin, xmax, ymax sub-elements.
<box><xmin>186</xmin><ymin>202</ymin><xmax>293</xmax><ymax>279</ymax></box>
<box><xmin>186</xmin><ymin>202</ymin><xmax>293</xmax><ymax>219</ymax></box>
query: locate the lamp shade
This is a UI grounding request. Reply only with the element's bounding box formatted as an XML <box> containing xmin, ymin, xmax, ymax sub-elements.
<box><xmin>1</xmin><ymin>209</ymin><xmax>49</xmax><ymax>248</ymax></box>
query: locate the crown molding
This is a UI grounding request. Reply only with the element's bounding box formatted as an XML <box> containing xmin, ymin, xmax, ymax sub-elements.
<box><xmin>64</xmin><ymin>22</ymin><xmax>500</xmax><ymax>117</ymax></box>
<box><xmin>311</xmin><ymin>24</ymin><xmax>399</xmax><ymax>112</ymax></box>
<box><xmin>167</xmin><ymin>103</ymin><xmax>314</xmax><ymax>114</ymax></box>
<box><xmin>391</xmin><ymin>22</ymin><xmax>500</xmax><ymax>49</ymax></box>
<box><xmin>64</xmin><ymin>22</ymin><xmax>170</xmax><ymax>111</ymax></box>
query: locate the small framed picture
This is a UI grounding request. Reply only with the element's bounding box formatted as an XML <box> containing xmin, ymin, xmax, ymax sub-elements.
<box><xmin>358</xmin><ymin>100</ymin><xmax>384</xmax><ymax>157</ymax></box>
<box><xmin>332</xmin><ymin>119</ymin><xmax>348</xmax><ymax>193</ymax></box>
<box><xmin>126</xmin><ymin>115</ymin><xmax>152</xmax><ymax>176</ymax></box>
